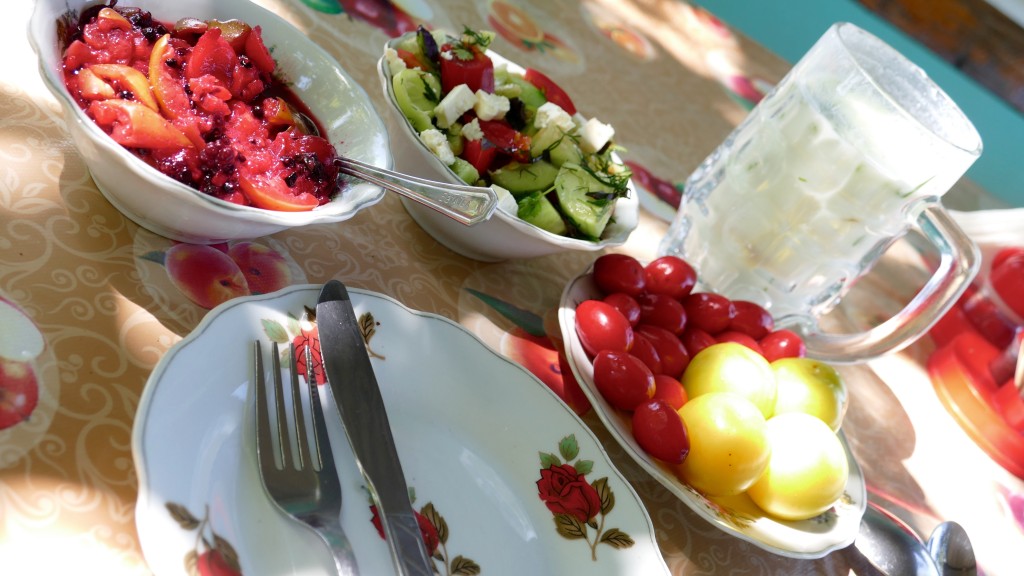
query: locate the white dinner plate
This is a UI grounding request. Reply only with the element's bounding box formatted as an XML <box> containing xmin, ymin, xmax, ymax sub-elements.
<box><xmin>133</xmin><ymin>284</ymin><xmax>669</xmax><ymax>575</ymax></box>
<box><xmin>558</xmin><ymin>270</ymin><xmax>868</xmax><ymax>559</ymax></box>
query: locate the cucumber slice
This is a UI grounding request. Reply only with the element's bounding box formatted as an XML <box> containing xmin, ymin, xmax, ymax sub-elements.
<box><xmin>518</xmin><ymin>192</ymin><xmax>567</xmax><ymax>235</ymax></box>
<box><xmin>548</xmin><ymin>135</ymin><xmax>584</xmax><ymax>167</ymax></box>
<box><xmin>392</xmin><ymin>68</ymin><xmax>440</xmax><ymax>133</ymax></box>
<box><xmin>554</xmin><ymin>163</ymin><xmax>617</xmax><ymax>239</ymax></box>
<box><xmin>505</xmin><ymin>74</ymin><xmax>546</xmax><ymax>112</ymax></box>
<box><xmin>449</xmin><ymin>157</ymin><xmax>479</xmax><ymax>185</ymax></box>
<box><xmin>490</xmin><ymin>160</ymin><xmax>559</xmax><ymax>197</ymax></box>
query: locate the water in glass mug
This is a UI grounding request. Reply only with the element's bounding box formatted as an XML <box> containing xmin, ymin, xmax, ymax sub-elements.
<box><xmin>661</xmin><ymin>40</ymin><xmax>979</xmax><ymax>324</ymax></box>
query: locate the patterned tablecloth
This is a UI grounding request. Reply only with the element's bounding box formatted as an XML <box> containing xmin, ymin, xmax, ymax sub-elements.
<box><xmin>2</xmin><ymin>0</ymin><xmax>1022</xmax><ymax>574</ymax></box>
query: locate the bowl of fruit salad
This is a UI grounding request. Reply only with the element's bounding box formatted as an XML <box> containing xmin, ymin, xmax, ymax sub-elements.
<box><xmin>377</xmin><ymin>27</ymin><xmax>639</xmax><ymax>261</ymax></box>
<box><xmin>29</xmin><ymin>0</ymin><xmax>390</xmax><ymax>244</ymax></box>
<box><xmin>558</xmin><ymin>253</ymin><xmax>867</xmax><ymax>558</ymax></box>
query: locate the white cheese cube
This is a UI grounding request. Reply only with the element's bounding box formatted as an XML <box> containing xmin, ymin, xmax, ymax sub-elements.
<box><xmin>473</xmin><ymin>90</ymin><xmax>510</xmax><ymax>121</ymax></box>
<box><xmin>534</xmin><ymin>102</ymin><xmax>576</xmax><ymax>133</ymax></box>
<box><xmin>384</xmin><ymin>47</ymin><xmax>407</xmax><ymax>76</ymax></box>
<box><xmin>462</xmin><ymin>118</ymin><xmax>484</xmax><ymax>141</ymax></box>
<box><xmin>433</xmin><ymin>84</ymin><xmax>477</xmax><ymax>129</ymax></box>
<box><xmin>419</xmin><ymin>128</ymin><xmax>456</xmax><ymax>165</ymax></box>
<box><xmin>579</xmin><ymin>117</ymin><xmax>615</xmax><ymax>154</ymax></box>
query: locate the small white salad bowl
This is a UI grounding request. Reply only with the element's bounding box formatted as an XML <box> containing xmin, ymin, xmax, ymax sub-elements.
<box><xmin>377</xmin><ymin>33</ymin><xmax>639</xmax><ymax>262</ymax></box>
<box><xmin>30</xmin><ymin>0</ymin><xmax>390</xmax><ymax>244</ymax></box>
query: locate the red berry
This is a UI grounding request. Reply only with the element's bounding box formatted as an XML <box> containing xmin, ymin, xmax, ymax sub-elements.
<box><xmin>682</xmin><ymin>292</ymin><xmax>736</xmax><ymax>334</ymax></box>
<box><xmin>630</xmin><ymin>333</ymin><xmax>663</xmax><ymax>375</ymax></box>
<box><xmin>603</xmin><ymin>292</ymin><xmax>641</xmax><ymax>326</ymax></box>
<box><xmin>593</xmin><ymin>350</ymin><xmax>656</xmax><ymax>411</ymax></box>
<box><xmin>575</xmin><ymin>299</ymin><xmax>634</xmax><ymax>357</ymax></box>
<box><xmin>632</xmin><ymin>400</ymin><xmax>690</xmax><ymax>463</ymax></box>
<box><xmin>593</xmin><ymin>254</ymin><xmax>646</xmax><ymax>296</ymax></box>
<box><xmin>653</xmin><ymin>374</ymin><xmax>688</xmax><ymax>410</ymax></box>
<box><xmin>636</xmin><ymin>292</ymin><xmax>688</xmax><ymax>334</ymax></box>
<box><xmin>759</xmin><ymin>329</ymin><xmax>806</xmax><ymax>362</ymax></box>
<box><xmin>635</xmin><ymin>324</ymin><xmax>691</xmax><ymax>378</ymax></box>
<box><xmin>680</xmin><ymin>326</ymin><xmax>717</xmax><ymax>358</ymax></box>
<box><xmin>716</xmin><ymin>330</ymin><xmax>764</xmax><ymax>355</ymax></box>
<box><xmin>729</xmin><ymin>300</ymin><xmax>774</xmax><ymax>340</ymax></box>
<box><xmin>643</xmin><ymin>256</ymin><xmax>697</xmax><ymax>299</ymax></box>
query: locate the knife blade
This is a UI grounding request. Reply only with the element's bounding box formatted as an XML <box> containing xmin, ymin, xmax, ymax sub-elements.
<box><xmin>316</xmin><ymin>280</ymin><xmax>433</xmax><ymax>576</ymax></box>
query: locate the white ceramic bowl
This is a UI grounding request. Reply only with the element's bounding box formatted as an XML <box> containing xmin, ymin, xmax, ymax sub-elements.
<box><xmin>29</xmin><ymin>0</ymin><xmax>390</xmax><ymax>244</ymax></box>
<box><xmin>377</xmin><ymin>34</ymin><xmax>639</xmax><ymax>262</ymax></box>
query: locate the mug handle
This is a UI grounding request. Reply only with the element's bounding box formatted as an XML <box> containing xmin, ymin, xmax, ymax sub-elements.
<box><xmin>801</xmin><ymin>203</ymin><xmax>980</xmax><ymax>364</ymax></box>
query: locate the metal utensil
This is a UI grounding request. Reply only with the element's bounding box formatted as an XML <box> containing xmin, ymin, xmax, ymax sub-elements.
<box><xmin>254</xmin><ymin>341</ymin><xmax>359</xmax><ymax>575</ymax></box>
<box><xmin>927</xmin><ymin>521</ymin><xmax>978</xmax><ymax>576</ymax></box>
<box><xmin>294</xmin><ymin>110</ymin><xmax>498</xmax><ymax>226</ymax></box>
<box><xmin>316</xmin><ymin>280</ymin><xmax>434</xmax><ymax>576</ymax></box>
<box><xmin>849</xmin><ymin>502</ymin><xmax>939</xmax><ymax>575</ymax></box>
<box><xmin>335</xmin><ymin>155</ymin><xmax>498</xmax><ymax>226</ymax></box>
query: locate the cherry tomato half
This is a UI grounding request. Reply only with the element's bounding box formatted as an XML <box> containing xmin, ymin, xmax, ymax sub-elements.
<box><xmin>575</xmin><ymin>299</ymin><xmax>634</xmax><ymax>358</ymax></box>
<box><xmin>524</xmin><ymin>67</ymin><xmax>577</xmax><ymax>115</ymax></box>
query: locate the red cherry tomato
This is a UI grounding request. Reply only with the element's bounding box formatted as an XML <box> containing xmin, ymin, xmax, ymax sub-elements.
<box><xmin>603</xmin><ymin>292</ymin><xmax>641</xmax><ymax>326</ymax></box>
<box><xmin>575</xmin><ymin>300</ymin><xmax>634</xmax><ymax>357</ymax></box>
<box><xmin>439</xmin><ymin>43</ymin><xmax>494</xmax><ymax>94</ymax></box>
<box><xmin>461</xmin><ymin>138</ymin><xmax>499</xmax><ymax>174</ymax></box>
<box><xmin>524</xmin><ymin>67</ymin><xmax>577</xmax><ymax>116</ymax></box>
<box><xmin>631</xmin><ymin>400</ymin><xmax>689</xmax><ymax>463</ymax></box>
<box><xmin>653</xmin><ymin>374</ymin><xmax>688</xmax><ymax>410</ymax></box>
<box><xmin>478</xmin><ymin>119</ymin><xmax>532</xmax><ymax>163</ymax></box>
<box><xmin>592</xmin><ymin>350</ymin><xmax>655</xmax><ymax>411</ymax></box>
<box><xmin>759</xmin><ymin>329</ymin><xmax>806</xmax><ymax>362</ymax></box>
<box><xmin>636</xmin><ymin>292</ymin><xmax>688</xmax><ymax>334</ymax></box>
<box><xmin>643</xmin><ymin>256</ymin><xmax>697</xmax><ymax>300</ymax></box>
<box><xmin>680</xmin><ymin>327</ymin><xmax>717</xmax><ymax>358</ymax></box>
<box><xmin>729</xmin><ymin>300</ymin><xmax>774</xmax><ymax>340</ymax></box>
<box><xmin>630</xmin><ymin>333</ymin><xmax>663</xmax><ymax>375</ymax></box>
<box><xmin>682</xmin><ymin>292</ymin><xmax>736</xmax><ymax>334</ymax></box>
<box><xmin>716</xmin><ymin>330</ymin><xmax>764</xmax><ymax>355</ymax></box>
<box><xmin>635</xmin><ymin>324</ymin><xmax>690</xmax><ymax>378</ymax></box>
<box><xmin>593</xmin><ymin>254</ymin><xmax>646</xmax><ymax>296</ymax></box>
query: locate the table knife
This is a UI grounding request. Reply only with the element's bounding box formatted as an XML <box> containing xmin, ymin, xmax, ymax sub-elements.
<box><xmin>316</xmin><ymin>280</ymin><xmax>434</xmax><ymax>576</ymax></box>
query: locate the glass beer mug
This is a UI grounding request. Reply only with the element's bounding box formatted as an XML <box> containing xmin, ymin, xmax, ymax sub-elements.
<box><xmin>659</xmin><ymin>23</ymin><xmax>982</xmax><ymax>363</ymax></box>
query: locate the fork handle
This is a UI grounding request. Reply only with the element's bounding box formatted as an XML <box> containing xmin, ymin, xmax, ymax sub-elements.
<box><xmin>315</xmin><ymin>520</ymin><xmax>360</xmax><ymax>576</ymax></box>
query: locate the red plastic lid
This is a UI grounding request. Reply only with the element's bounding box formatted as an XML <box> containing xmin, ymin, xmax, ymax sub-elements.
<box><xmin>927</xmin><ymin>330</ymin><xmax>1024</xmax><ymax>480</ymax></box>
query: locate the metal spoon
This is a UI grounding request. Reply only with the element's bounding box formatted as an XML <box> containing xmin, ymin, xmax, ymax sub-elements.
<box><xmin>927</xmin><ymin>521</ymin><xmax>977</xmax><ymax>576</ymax></box>
<box><xmin>849</xmin><ymin>502</ymin><xmax>939</xmax><ymax>575</ymax></box>
<box><xmin>294</xmin><ymin>110</ymin><xmax>498</xmax><ymax>226</ymax></box>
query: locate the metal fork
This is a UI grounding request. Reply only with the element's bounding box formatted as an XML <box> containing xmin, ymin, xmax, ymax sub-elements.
<box><xmin>254</xmin><ymin>341</ymin><xmax>359</xmax><ymax>575</ymax></box>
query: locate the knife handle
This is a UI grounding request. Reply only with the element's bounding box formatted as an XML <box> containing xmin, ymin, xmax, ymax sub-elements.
<box><xmin>381</xmin><ymin>510</ymin><xmax>434</xmax><ymax>576</ymax></box>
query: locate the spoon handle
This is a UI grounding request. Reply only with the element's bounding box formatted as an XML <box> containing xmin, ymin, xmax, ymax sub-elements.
<box><xmin>336</xmin><ymin>157</ymin><xmax>498</xmax><ymax>226</ymax></box>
